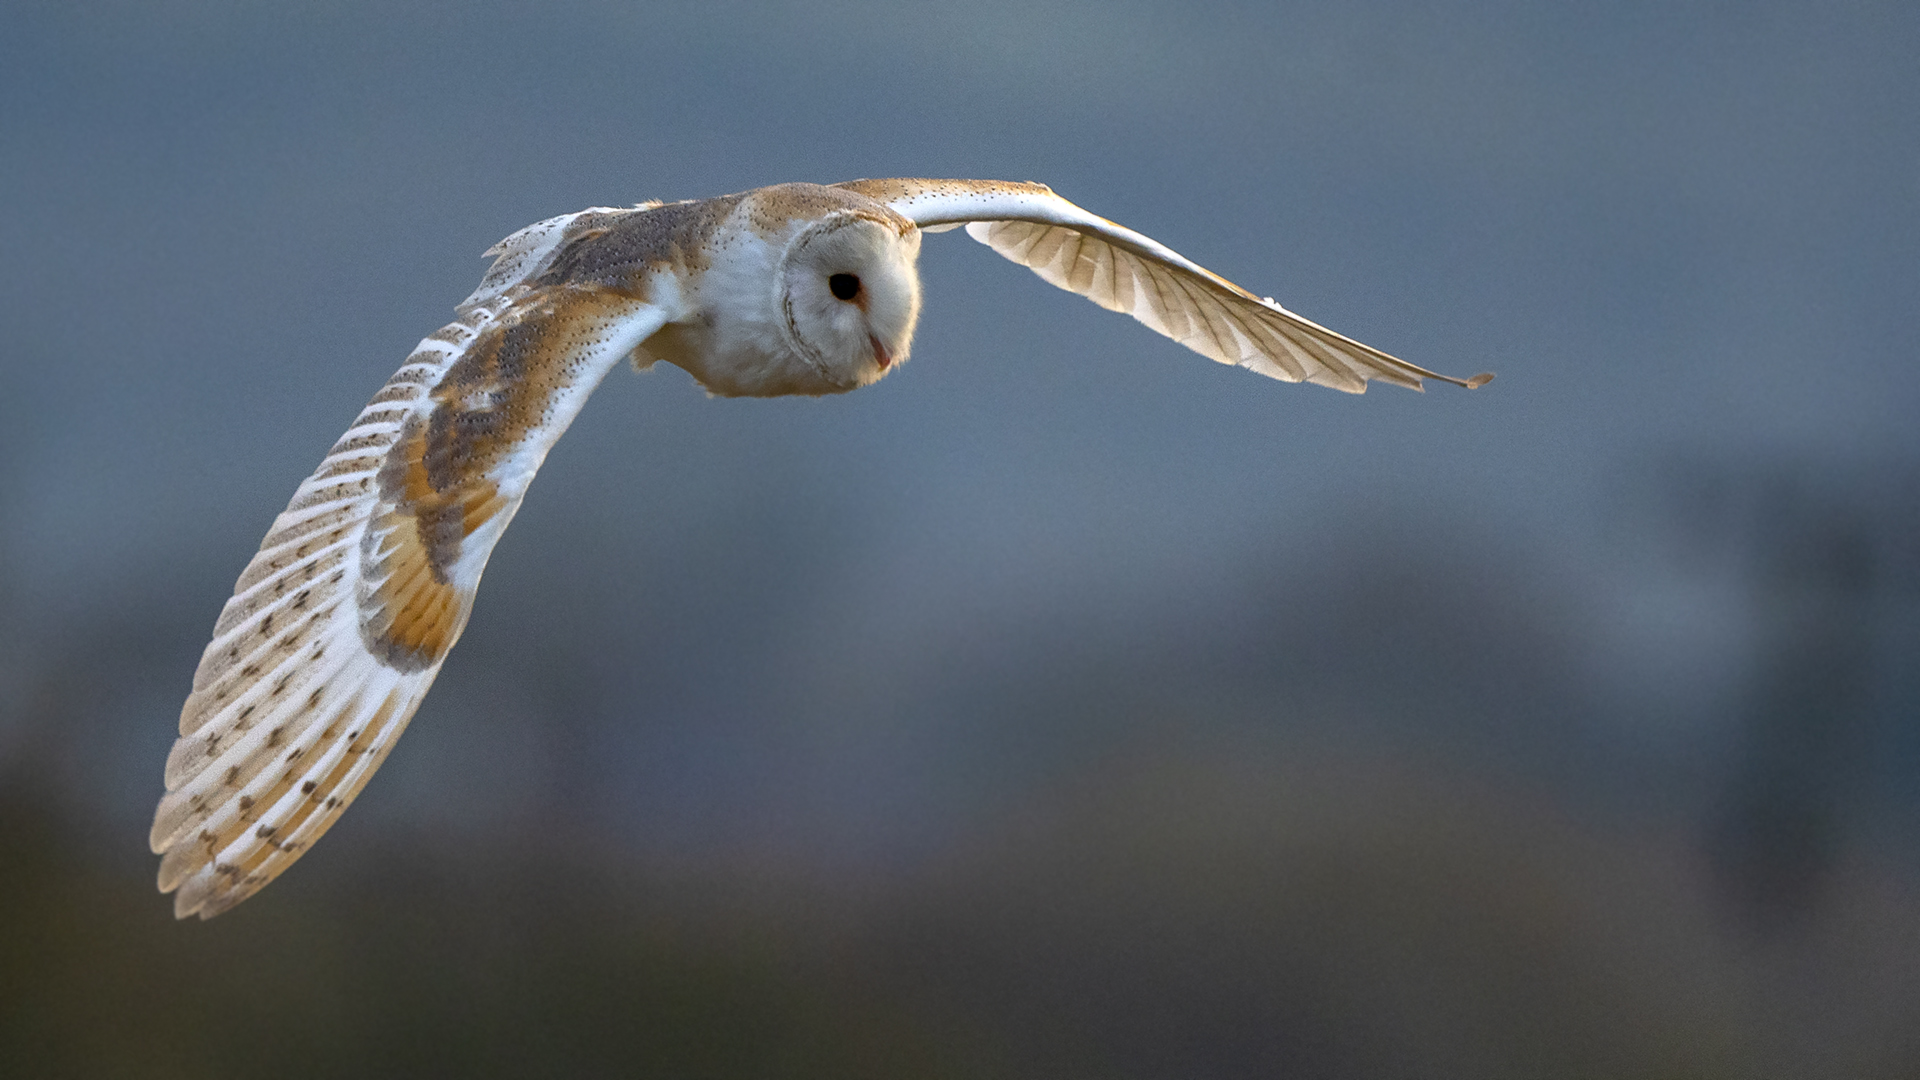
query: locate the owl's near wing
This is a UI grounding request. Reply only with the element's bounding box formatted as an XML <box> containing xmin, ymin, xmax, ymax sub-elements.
<box><xmin>836</xmin><ymin>178</ymin><xmax>1491</xmax><ymax>394</ymax></box>
<box><xmin>150</xmin><ymin>215</ymin><xmax>672</xmax><ymax>918</ymax></box>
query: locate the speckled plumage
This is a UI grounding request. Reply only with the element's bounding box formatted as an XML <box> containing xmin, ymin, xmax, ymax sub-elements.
<box><xmin>151</xmin><ymin>179</ymin><xmax>1490</xmax><ymax>918</ymax></box>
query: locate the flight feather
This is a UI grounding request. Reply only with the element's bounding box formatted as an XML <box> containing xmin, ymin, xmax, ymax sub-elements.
<box><xmin>151</xmin><ymin>213</ymin><xmax>674</xmax><ymax>918</ymax></box>
<box><xmin>835</xmin><ymin>178</ymin><xmax>1491</xmax><ymax>393</ymax></box>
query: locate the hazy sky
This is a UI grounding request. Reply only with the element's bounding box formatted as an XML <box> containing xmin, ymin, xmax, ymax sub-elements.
<box><xmin>6</xmin><ymin>0</ymin><xmax>1913</xmax><ymax>588</ymax></box>
<box><xmin>2</xmin><ymin>0</ymin><xmax>1916</xmax><ymax>844</ymax></box>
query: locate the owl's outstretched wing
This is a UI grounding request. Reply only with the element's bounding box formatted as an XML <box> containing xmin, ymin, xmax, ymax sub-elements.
<box><xmin>150</xmin><ymin>209</ymin><xmax>674</xmax><ymax>919</ymax></box>
<box><xmin>835</xmin><ymin>178</ymin><xmax>1491</xmax><ymax>394</ymax></box>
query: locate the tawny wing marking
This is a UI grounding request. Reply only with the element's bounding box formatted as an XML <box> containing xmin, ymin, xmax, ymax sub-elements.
<box><xmin>837</xmin><ymin>178</ymin><xmax>1492</xmax><ymax>394</ymax></box>
<box><xmin>151</xmin><ymin>212</ymin><xmax>674</xmax><ymax>918</ymax></box>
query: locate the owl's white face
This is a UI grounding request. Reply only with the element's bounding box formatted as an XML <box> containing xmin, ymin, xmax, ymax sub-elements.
<box><xmin>779</xmin><ymin>212</ymin><xmax>922</xmax><ymax>391</ymax></box>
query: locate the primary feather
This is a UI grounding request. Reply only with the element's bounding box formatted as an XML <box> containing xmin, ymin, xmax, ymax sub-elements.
<box><xmin>835</xmin><ymin>177</ymin><xmax>1492</xmax><ymax>392</ymax></box>
<box><xmin>151</xmin><ymin>317</ymin><xmax>477</xmax><ymax>919</ymax></box>
<box><xmin>153</xmin><ymin>260</ymin><xmax>670</xmax><ymax>918</ymax></box>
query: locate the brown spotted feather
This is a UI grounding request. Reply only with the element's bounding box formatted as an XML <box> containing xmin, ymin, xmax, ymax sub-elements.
<box><xmin>152</xmin><ymin>209</ymin><xmax>678</xmax><ymax>917</ymax></box>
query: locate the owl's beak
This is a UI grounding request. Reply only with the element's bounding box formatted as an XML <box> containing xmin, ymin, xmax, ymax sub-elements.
<box><xmin>870</xmin><ymin>334</ymin><xmax>892</xmax><ymax>370</ymax></box>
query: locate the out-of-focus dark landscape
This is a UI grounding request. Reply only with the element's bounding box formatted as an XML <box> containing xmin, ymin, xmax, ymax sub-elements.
<box><xmin>4</xmin><ymin>2</ymin><xmax>1917</xmax><ymax>1076</ymax></box>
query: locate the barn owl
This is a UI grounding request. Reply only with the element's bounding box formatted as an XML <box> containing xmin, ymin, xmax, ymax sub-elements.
<box><xmin>149</xmin><ymin>178</ymin><xmax>1492</xmax><ymax>919</ymax></box>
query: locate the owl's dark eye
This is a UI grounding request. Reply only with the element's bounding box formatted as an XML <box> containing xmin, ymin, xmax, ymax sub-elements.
<box><xmin>828</xmin><ymin>273</ymin><xmax>861</xmax><ymax>301</ymax></box>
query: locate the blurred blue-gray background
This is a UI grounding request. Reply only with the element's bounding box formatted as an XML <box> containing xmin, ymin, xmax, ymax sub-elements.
<box><xmin>3</xmin><ymin>2</ymin><xmax>1917</xmax><ymax>1076</ymax></box>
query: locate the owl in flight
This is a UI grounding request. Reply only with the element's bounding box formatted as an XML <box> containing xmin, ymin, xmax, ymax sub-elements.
<box><xmin>149</xmin><ymin>178</ymin><xmax>1491</xmax><ymax>918</ymax></box>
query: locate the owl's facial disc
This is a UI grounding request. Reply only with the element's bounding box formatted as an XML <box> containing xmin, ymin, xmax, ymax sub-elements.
<box><xmin>781</xmin><ymin>213</ymin><xmax>921</xmax><ymax>389</ymax></box>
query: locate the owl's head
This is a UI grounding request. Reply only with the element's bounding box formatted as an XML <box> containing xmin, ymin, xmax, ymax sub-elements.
<box><xmin>779</xmin><ymin>209</ymin><xmax>922</xmax><ymax>390</ymax></box>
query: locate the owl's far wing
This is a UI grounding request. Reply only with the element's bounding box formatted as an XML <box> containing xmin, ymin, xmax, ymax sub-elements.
<box><xmin>150</xmin><ymin>219</ymin><xmax>674</xmax><ymax>919</ymax></box>
<box><xmin>835</xmin><ymin>178</ymin><xmax>1491</xmax><ymax>394</ymax></box>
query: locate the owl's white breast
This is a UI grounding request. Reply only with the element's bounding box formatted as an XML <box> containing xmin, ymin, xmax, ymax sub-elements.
<box><xmin>634</xmin><ymin>204</ymin><xmax>831</xmax><ymax>398</ymax></box>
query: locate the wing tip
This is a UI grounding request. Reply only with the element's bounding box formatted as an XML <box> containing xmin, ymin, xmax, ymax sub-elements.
<box><xmin>1419</xmin><ymin>369</ymin><xmax>1495</xmax><ymax>391</ymax></box>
